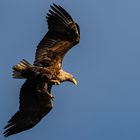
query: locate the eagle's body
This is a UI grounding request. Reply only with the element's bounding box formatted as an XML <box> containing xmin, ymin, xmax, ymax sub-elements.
<box><xmin>3</xmin><ymin>4</ymin><xmax>80</xmax><ymax>137</ymax></box>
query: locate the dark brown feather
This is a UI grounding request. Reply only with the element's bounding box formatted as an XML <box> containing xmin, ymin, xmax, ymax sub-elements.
<box><xmin>3</xmin><ymin>79</ymin><xmax>53</xmax><ymax>137</ymax></box>
<box><xmin>34</xmin><ymin>4</ymin><xmax>80</xmax><ymax>67</ymax></box>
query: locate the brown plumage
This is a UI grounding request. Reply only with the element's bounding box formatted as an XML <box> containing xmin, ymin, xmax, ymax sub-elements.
<box><xmin>3</xmin><ymin>3</ymin><xmax>80</xmax><ymax>137</ymax></box>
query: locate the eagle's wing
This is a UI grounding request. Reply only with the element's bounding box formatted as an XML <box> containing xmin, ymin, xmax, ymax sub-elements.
<box><xmin>3</xmin><ymin>79</ymin><xmax>53</xmax><ymax>137</ymax></box>
<box><xmin>34</xmin><ymin>4</ymin><xmax>80</xmax><ymax>67</ymax></box>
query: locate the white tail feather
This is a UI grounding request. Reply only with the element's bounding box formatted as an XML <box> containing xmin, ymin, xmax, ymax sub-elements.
<box><xmin>12</xmin><ymin>59</ymin><xmax>32</xmax><ymax>79</ymax></box>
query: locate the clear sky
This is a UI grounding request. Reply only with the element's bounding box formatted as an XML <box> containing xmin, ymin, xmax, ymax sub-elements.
<box><xmin>0</xmin><ymin>0</ymin><xmax>140</xmax><ymax>140</ymax></box>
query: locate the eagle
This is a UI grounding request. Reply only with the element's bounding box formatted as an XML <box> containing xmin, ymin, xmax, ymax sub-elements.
<box><xmin>3</xmin><ymin>4</ymin><xmax>80</xmax><ymax>137</ymax></box>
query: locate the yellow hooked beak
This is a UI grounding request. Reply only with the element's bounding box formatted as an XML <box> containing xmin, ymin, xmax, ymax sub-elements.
<box><xmin>72</xmin><ymin>78</ymin><xmax>78</xmax><ymax>85</ymax></box>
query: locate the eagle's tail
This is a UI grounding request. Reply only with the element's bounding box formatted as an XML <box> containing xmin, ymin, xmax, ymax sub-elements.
<box><xmin>12</xmin><ymin>59</ymin><xmax>32</xmax><ymax>79</ymax></box>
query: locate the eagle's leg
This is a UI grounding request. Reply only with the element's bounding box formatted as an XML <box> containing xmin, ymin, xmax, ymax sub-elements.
<box><xmin>50</xmin><ymin>80</ymin><xmax>60</xmax><ymax>85</ymax></box>
<box><xmin>39</xmin><ymin>74</ymin><xmax>60</xmax><ymax>86</ymax></box>
<box><xmin>38</xmin><ymin>83</ymin><xmax>55</xmax><ymax>99</ymax></box>
<box><xmin>37</xmin><ymin>88</ymin><xmax>54</xmax><ymax>99</ymax></box>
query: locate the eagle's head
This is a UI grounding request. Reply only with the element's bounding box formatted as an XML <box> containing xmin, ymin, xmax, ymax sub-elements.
<box><xmin>58</xmin><ymin>69</ymin><xmax>77</xmax><ymax>85</ymax></box>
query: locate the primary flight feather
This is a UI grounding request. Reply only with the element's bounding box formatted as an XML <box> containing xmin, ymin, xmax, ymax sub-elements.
<box><xmin>3</xmin><ymin>3</ymin><xmax>80</xmax><ymax>137</ymax></box>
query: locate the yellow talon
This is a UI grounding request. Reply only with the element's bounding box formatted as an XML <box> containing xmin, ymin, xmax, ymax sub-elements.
<box><xmin>51</xmin><ymin>80</ymin><xmax>60</xmax><ymax>85</ymax></box>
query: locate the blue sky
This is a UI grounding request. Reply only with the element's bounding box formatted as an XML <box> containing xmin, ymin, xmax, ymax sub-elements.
<box><xmin>0</xmin><ymin>0</ymin><xmax>140</xmax><ymax>140</ymax></box>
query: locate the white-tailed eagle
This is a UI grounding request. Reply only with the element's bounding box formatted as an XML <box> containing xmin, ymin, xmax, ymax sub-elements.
<box><xmin>3</xmin><ymin>3</ymin><xmax>80</xmax><ymax>137</ymax></box>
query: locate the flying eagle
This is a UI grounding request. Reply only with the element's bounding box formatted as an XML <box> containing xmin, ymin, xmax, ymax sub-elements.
<box><xmin>3</xmin><ymin>4</ymin><xmax>80</xmax><ymax>137</ymax></box>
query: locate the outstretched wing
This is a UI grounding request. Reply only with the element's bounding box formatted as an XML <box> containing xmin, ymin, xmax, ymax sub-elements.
<box><xmin>3</xmin><ymin>80</ymin><xmax>53</xmax><ymax>137</ymax></box>
<box><xmin>34</xmin><ymin>4</ymin><xmax>80</xmax><ymax>67</ymax></box>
